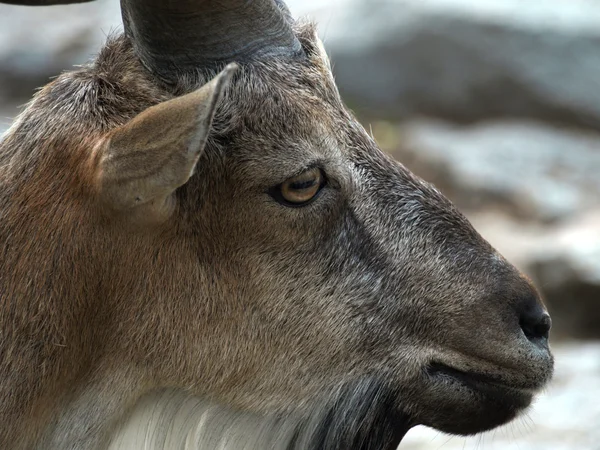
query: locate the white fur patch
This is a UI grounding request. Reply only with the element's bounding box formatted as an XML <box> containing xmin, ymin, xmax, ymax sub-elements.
<box><xmin>107</xmin><ymin>391</ymin><xmax>300</xmax><ymax>450</ymax></box>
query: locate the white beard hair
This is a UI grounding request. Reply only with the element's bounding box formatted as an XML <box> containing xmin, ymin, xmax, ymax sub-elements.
<box><xmin>105</xmin><ymin>379</ymin><xmax>405</xmax><ymax>450</ymax></box>
<box><xmin>106</xmin><ymin>390</ymin><xmax>301</xmax><ymax>450</ymax></box>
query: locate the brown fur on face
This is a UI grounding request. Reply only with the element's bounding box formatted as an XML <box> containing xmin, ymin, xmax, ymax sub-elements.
<box><xmin>0</xmin><ymin>22</ymin><xmax>552</xmax><ymax>450</ymax></box>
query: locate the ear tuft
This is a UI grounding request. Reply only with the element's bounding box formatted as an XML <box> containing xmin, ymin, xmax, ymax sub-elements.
<box><xmin>217</xmin><ymin>62</ymin><xmax>238</xmax><ymax>92</ymax></box>
<box><xmin>95</xmin><ymin>64</ymin><xmax>238</xmax><ymax>223</ymax></box>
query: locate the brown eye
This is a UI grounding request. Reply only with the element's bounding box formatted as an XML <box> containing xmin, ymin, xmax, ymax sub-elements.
<box><xmin>273</xmin><ymin>167</ymin><xmax>325</xmax><ymax>206</ymax></box>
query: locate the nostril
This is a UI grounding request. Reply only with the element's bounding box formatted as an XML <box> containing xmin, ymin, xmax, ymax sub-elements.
<box><xmin>520</xmin><ymin>311</ymin><xmax>552</xmax><ymax>342</ymax></box>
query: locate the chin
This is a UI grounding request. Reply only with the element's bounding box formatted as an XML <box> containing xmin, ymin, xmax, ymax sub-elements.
<box><xmin>411</xmin><ymin>362</ymin><xmax>538</xmax><ymax>435</ymax></box>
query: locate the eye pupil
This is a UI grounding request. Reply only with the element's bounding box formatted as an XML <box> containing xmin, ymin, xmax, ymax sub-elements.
<box><xmin>290</xmin><ymin>179</ymin><xmax>316</xmax><ymax>190</ymax></box>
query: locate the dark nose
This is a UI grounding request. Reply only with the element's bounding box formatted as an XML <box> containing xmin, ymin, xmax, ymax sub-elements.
<box><xmin>518</xmin><ymin>297</ymin><xmax>551</xmax><ymax>343</ymax></box>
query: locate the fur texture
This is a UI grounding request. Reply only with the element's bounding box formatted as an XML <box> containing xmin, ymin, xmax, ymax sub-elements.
<box><xmin>0</xmin><ymin>18</ymin><xmax>553</xmax><ymax>450</ymax></box>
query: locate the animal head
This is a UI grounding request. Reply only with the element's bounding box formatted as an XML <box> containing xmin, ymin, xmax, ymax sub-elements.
<box><xmin>0</xmin><ymin>0</ymin><xmax>553</xmax><ymax>448</ymax></box>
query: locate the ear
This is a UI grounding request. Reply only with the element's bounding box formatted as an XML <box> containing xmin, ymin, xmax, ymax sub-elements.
<box><xmin>95</xmin><ymin>63</ymin><xmax>237</xmax><ymax>222</ymax></box>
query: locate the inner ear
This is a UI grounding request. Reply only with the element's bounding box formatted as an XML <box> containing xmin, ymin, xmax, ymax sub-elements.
<box><xmin>94</xmin><ymin>63</ymin><xmax>237</xmax><ymax>224</ymax></box>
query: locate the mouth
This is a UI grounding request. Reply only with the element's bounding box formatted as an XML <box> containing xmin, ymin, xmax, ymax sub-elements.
<box><xmin>420</xmin><ymin>361</ymin><xmax>535</xmax><ymax>435</ymax></box>
<box><xmin>427</xmin><ymin>362</ymin><xmax>535</xmax><ymax>394</ymax></box>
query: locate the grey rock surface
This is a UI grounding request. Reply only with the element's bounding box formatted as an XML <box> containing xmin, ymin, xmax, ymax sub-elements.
<box><xmin>0</xmin><ymin>0</ymin><xmax>120</xmax><ymax>110</ymax></box>
<box><xmin>527</xmin><ymin>213</ymin><xmax>600</xmax><ymax>339</ymax></box>
<box><xmin>468</xmin><ymin>210</ymin><xmax>600</xmax><ymax>339</ymax></box>
<box><xmin>387</xmin><ymin>119</ymin><xmax>600</xmax><ymax>222</ymax></box>
<box><xmin>0</xmin><ymin>0</ymin><xmax>120</xmax><ymax>134</ymax></box>
<box><xmin>295</xmin><ymin>0</ymin><xmax>600</xmax><ymax>128</ymax></box>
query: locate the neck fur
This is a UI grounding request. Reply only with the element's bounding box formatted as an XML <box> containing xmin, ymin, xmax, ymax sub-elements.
<box><xmin>108</xmin><ymin>382</ymin><xmax>410</xmax><ymax>450</ymax></box>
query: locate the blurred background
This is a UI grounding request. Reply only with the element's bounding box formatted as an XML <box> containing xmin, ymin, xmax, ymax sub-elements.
<box><xmin>1</xmin><ymin>0</ymin><xmax>598</xmax><ymax>448</ymax></box>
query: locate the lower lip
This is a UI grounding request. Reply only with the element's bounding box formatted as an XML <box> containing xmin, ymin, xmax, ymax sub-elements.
<box><xmin>427</xmin><ymin>363</ymin><xmax>534</xmax><ymax>395</ymax></box>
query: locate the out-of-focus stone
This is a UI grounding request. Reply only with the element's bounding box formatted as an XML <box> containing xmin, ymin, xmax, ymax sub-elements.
<box><xmin>467</xmin><ymin>210</ymin><xmax>600</xmax><ymax>340</ymax></box>
<box><xmin>0</xmin><ymin>0</ymin><xmax>120</xmax><ymax>100</ymax></box>
<box><xmin>527</xmin><ymin>213</ymin><xmax>600</xmax><ymax>340</ymax></box>
<box><xmin>0</xmin><ymin>0</ymin><xmax>120</xmax><ymax>134</ymax></box>
<box><xmin>290</xmin><ymin>0</ymin><xmax>600</xmax><ymax>129</ymax></box>
<box><xmin>382</xmin><ymin>119</ymin><xmax>600</xmax><ymax>222</ymax></box>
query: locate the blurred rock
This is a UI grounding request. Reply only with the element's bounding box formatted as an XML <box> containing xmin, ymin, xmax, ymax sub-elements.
<box><xmin>0</xmin><ymin>0</ymin><xmax>120</xmax><ymax>103</ymax></box>
<box><xmin>381</xmin><ymin>119</ymin><xmax>600</xmax><ymax>222</ymax></box>
<box><xmin>468</xmin><ymin>211</ymin><xmax>600</xmax><ymax>339</ymax></box>
<box><xmin>297</xmin><ymin>0</ymin><xmax>600</xmax><ymax>129</ymax></box>
<box><xmin>527</xmin><ymin>213</ymin><xmax>600</xmax><ymax>340</ymax></box>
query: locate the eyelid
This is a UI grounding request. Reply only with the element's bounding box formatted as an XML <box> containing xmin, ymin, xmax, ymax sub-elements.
<box><xmin>273</xmin><ymin>161</ymin><xmax>324</xmax><ymax>188</ymax></box>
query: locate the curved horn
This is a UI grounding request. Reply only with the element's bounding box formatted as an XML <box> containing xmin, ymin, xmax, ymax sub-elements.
<box><xmin>120</xmin><ymin>0</ymin><xmax>304</xmax><ymax>83</ymax></box>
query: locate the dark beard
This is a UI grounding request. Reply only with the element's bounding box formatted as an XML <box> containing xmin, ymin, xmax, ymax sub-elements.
<box><xmin>289</xmin><ymin>378</ymin><xmax>410</xmax><ymax>450</ymax></box>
